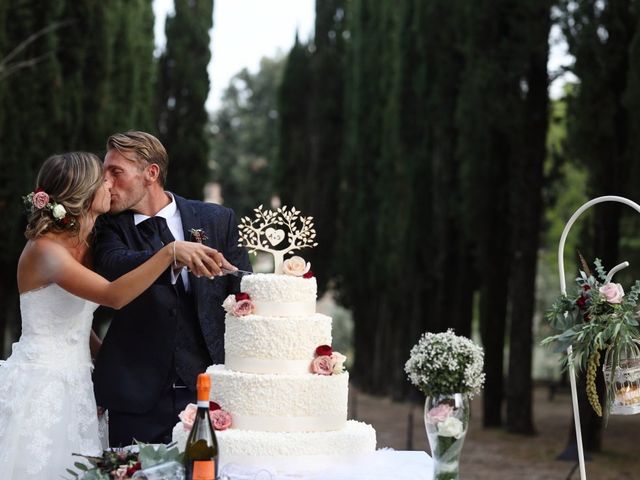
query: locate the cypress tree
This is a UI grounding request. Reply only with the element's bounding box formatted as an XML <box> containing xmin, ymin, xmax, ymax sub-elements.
<box><xmin>505</xmin><ymin>0</ymin><xmax>552</xmax><ymax>434</ymax></box>
<box><xmin>274</xmin><ymin>1</ymin><xmax>347</xmax><ymax>295</ymax></box>
<box><xmin>0</xmin><ymin>0</ymin><xmax>65</xmax><ymax>352</ymax></box>
<box><xmin>157</xmin><ymin>0</ymin><xmax>214</xmax><ymax>199</ymax></box>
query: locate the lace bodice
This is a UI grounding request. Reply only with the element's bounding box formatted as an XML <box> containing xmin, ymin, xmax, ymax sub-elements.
<box><xmin>14</xmin><ymin>283</ymin><xmax>98</xmax><ymax>368</ymax></box>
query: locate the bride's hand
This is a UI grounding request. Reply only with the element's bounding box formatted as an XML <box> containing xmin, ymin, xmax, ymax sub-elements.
<box><xmin>172</xmin><ymin>241</ymin><xmax>233</xmax><ymax>278</ymax></box>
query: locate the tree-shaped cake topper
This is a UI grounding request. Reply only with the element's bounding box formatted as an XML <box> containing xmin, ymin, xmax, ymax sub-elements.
<box><xmin>238</xmin><ymin>205</ymin><xmax>318</xmax><ymax>274</ymax></box>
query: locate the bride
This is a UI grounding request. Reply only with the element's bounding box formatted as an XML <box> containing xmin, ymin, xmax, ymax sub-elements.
<box><xmin>0</xmin><ymin>152</ymin><xmax>233</xmax><ymax>479</ymax></box>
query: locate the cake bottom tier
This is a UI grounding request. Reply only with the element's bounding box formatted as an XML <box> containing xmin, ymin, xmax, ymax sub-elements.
<box><xmin>173</xmin><ymin>420</ymin><xmax>376</xmax><ymax>473</ymax></box>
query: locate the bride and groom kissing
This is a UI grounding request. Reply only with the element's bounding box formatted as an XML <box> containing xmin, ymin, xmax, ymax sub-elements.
<box><xmin>0</xmin><ymin>131</ymin><xmax>251</xmax><ymax>479</ymax></box>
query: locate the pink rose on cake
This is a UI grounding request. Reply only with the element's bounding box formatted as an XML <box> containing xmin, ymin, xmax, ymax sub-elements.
<box><xmin>232</xmin><ymin>299</ymin><xmax>254</xmax><ymax>316</ymax></box>
<box><xmin>179</xmin><ymin>402</ymin><xmax>233</xmax><ymax>432</ymax></box>
<box><xmin>311</xmin><ymin>345</ymin><xmax>348</xmax><ymax>375</ymax></box>
<box><xmin>210</xmin><ymin>409</ymin><xmax>232</xmax><ymax>430</ymax></box>
<box><xmin>223</xmin><ymin>292</ymin><xmax>254</xmax><ymax>316</ymax></box>
<box><xmin>178</xmin><ymin>403</ymin><xmax>198</xmax><ymax>430</ymax></box>
<box><xmin>283</xmin><ymin>256</ymin><xmax>311</xmax><ymax>277</ymax></box>
<box><xmin>311</xmin><ymin>355</ymin><xmax>334</xmax><ymax>375</ymax></box>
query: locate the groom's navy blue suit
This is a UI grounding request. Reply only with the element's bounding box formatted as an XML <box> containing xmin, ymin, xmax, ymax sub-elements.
<box><xmin>92</xmin><ymin>194</ymin><xmax>250</xmax><ymax>445</ymax></box>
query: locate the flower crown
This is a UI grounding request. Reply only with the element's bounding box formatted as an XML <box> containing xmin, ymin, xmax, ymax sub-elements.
<box><xmin>22</xmin><ymin>188</ymin><xmax>75</xmax><ymax>227</ymax></box>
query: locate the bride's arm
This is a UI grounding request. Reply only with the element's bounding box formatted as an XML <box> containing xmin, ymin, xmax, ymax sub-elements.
<box><xmin>33</xmin><ymin>240</ymin><xmax>220</xmax><ymax>309</ymax></box>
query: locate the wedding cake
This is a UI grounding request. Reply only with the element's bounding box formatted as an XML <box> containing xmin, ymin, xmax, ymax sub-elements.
<box><xmin>172</xmin><ymin>207</ymin><xmax>376</xmax><ymax>472</ymax></box>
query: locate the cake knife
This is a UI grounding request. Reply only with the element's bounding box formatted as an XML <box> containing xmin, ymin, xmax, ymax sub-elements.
<box><xmin>220</xmin><ymin>268</ymin><xmax>254</xmax><ymax>277</ymax></box>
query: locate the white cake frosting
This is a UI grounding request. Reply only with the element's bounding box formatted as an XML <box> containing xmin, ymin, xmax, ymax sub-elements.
<box><xmin>208</xmin><ymin>364</ymin><xmax>348</xmax><ymax>432</ymax></box>
<box><xmin>224</xmin><ymin>312</ymin><xmax>332</xmax><ymax>374</ymax></box>
<box><xmin>172</xmin><ymin>420</ymin><xmax>376</xmax><ymax>470</ymax></box>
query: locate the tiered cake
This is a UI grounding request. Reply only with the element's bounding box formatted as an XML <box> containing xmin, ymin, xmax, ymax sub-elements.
<box><xmin>207</xmin><ymin>269</ymin><xmax>376</xmax><ymax>468</ymax></box>
<box><xmin>173</xmin><ymin>207</ymin><xmax>376</xmax><ymax>471</ymax></box>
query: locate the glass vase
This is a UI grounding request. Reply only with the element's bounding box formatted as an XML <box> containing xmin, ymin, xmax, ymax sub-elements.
<box><xmin>424</xmin><ymin>393</ymin><xmax>470</xmax><ymax>480</ymax></box>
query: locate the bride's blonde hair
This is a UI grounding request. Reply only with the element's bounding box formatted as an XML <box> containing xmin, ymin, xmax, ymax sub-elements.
<box><xmin>24</xmin><ymin>152</ymin><xmax>103</xmax><ymax>240</ymax></box>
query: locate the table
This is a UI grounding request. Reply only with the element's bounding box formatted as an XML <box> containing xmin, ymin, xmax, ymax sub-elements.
<box><xmin>218</xmin><ymin>450</ymin><xmax>434</xmax><ymax>480</ymax></box>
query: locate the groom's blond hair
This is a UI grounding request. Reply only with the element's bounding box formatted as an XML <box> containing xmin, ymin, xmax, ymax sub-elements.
<box><xmin>106</xmin><ymin>131</ymin><xmax>169</xmax><ymax>186</ymax></box>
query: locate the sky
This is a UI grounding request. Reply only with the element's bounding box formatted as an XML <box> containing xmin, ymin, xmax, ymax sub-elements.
<box><xmin>153</xmin><ymin>1</ymin><xmax>571</xmax><ymax>111</ymax></box>
<box><xmin>153</xmin><ymin>0</ymin><xmax>315</xmax><ymax>112</ymax></box>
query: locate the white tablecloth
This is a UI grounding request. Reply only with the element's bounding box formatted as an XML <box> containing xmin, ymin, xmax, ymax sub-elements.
<box><xmin>218</xmin><ymin>450</ymin><xmax>433</xmax><ymax>480</ymax></box>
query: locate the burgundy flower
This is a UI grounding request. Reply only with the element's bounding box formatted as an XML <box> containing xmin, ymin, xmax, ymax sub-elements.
<box><xmin>35</xmin><ymin>187</ymin><xmax>44</xmax><ymax>193</ymax></box>
<box><xmin>582</xmin><ymin>285</ymin><xmax>591</xmax><ymax>291</ymax></box>
<box><xmin>303</xmin><ymin>270</ymin><xmax>315</xmax><ymax>279</ymax></box>
<box><xmin>235</xmin><ymin>292</ymin><xmax>250</xmax><ymax>301</ymax></box>
<box><xmin>576</xmin><ymin>296</ymin><xmax>587</xmax><ymax>310</ymax></box>
<box><xmin>209</xmin><ymin>401</ymin><xmax>221</xmax><ymax>411</ymax></box>
<box><xmin>315</xmin><ymin>345</ymin><xmax>333</xmax><ymax>357</ymax></box>
<box><xmin>126</xmin><ymin>462</ymin><xmax>142</xmax><ymax>476</ymax></box>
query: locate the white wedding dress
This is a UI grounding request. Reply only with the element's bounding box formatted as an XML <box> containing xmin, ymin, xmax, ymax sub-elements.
<box><xmin>0</xmin><ymin>283</ymin><xmax>102</xmax><ymax>479</ymax></box>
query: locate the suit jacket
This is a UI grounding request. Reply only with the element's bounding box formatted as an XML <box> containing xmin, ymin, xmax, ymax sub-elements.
<box><xmin>92</xmin><ymin>195</ymin><xmax>251</xmax><ymax>413</ymax></box>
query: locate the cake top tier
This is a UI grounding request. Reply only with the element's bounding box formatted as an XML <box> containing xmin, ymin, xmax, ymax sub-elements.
<box><xmin>240</xmin><ymin>274</ymin><xmax>317</xmax><ymax>317</ymax></box>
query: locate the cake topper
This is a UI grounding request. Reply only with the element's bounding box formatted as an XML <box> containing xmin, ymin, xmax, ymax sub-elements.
<box><xmin>238</xmin><ymin>205</ymin><xmax>317</xmax><ymax>274</ymax></box>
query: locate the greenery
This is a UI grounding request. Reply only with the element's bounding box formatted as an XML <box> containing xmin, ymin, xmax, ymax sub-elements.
<box><xmin>543</xmin><ymin>258</ymin><xmax>640</xmax><ymax>415</ymax></box>
<box><xmin>65</xmin><ymin>442</ymin><xmax>183</xmax><ymax>480</ymax></box>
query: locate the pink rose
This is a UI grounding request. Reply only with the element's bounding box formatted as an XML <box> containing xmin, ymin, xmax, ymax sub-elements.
<box><xmin>232</xmin><ymin>299</ymin><xmax>254</xmax><ymax>316</ymax></box>
<box><xmin>599</xmin><ymin>283</ymin><xmax>625</xmax><ymax>304</ymax></box>
<box><xmin>178</xmin><ymin>403</ymin><xmax>198</xmax><ymax>431</ymax></box>
<box><xmin>210</xmin><ymin>409</ymin><xmax>232</xmax><ymax>431</ymax></box>
<box><xmin>114</xmin><ymin>465</ymin><xmax>129</xmax><ymax>480</ymax></box>
<box><xmin>426</xmin><ymin>403</ymin><xmax>453</xmax><ymax>424</ymax></box>
<box><xmin>311</xmin><ymin>355</ymin><xmax>333</xmax><ymax>375</ymax></box>
<box><xmin>283</xmin><ymin>256</ymin><xmax>311</xmax><ymax>277</ymax></box>
<box><xmin>32</xmin><ymin>191</ymin><xmax>49</xmax><ymax>209</ymax></box>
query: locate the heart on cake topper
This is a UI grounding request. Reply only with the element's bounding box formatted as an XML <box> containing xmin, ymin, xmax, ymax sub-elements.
<box><xmin>265</xmin><ymin>227</ymin><xmax>286</xmax><ymax>246</ymax></box>
<box><xmin>238</xmin><ymin>205</ymin><xmax>317</xmax><ymax>274</ymax></box>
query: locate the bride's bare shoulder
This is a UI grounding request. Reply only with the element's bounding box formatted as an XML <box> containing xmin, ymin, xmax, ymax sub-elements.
<box><xmin>18</xmin><ymin>237</ymin><xmax>74</xmax><ymax>291</ymax></box>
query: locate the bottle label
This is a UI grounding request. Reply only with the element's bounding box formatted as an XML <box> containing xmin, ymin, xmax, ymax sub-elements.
<box><xmin>193</xmin><ymin>460</ymin><xmax>215</xmax><ymax>480</ymax></box>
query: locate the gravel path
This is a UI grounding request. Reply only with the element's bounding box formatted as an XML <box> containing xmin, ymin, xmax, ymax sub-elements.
<box><xmin>352</xmin><ymin>384</ymin><xmax>640</xmax><ymax>479</ymax></box>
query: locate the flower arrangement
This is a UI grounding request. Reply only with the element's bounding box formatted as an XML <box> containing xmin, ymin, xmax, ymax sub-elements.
<box><xmin>543</xmin><ymin>257</ymin><xmax>640</xmax><ymax>416</ymax></box>
<box><xmin>178</xmin><ymin>401</ymin><xmax>232</xmax><ymax>432</ymax></box>
<box><xmin>404</xmin><ymin>329</ymin><xmax>485</xmax><ymax>398</ymax></box>
<box><xmin>65</xmin><ymin>443</ymin><xmax>182</xmax><ymax>480</ymax></box>
<box><xmin>23</xmin><ymin>187</ymin><xmax>75</xmax><ymax>226</ymax></box>
<box><xmin>405</xmin><ymin>330</ymin><xmax>484</xmax><ymax>480</ymax></box>
<box><xmin>310</xmin><ymin>345</ymin><xmax>346</xmax><ymax>375</ymax></box>
<box><xmin>222</xmin><ymin>292</ymin><xmax>255</xmax><ymax>316</ymax></box>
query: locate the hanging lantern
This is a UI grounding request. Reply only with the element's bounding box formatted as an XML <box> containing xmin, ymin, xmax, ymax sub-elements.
<box><xmin>603</xmin><ymin>340</ymin><xmax>640</xmax><ymax>415</ymax></box>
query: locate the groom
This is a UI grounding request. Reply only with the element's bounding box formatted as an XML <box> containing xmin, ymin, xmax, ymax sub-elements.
<box><xmin>93</xmin><ymin>131</ymin><xmax>251</xmax><ymax>446</ymax></box>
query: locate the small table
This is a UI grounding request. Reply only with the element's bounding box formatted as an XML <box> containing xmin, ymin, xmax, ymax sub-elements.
<box><xmin>218</xmin><ymin>450</ymin><xmax>433</xmax><ymax>480</ymax></box>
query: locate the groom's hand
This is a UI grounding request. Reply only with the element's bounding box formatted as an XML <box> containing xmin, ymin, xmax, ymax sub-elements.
<box><xmin>173</xmin><ymin>241</ymin><xmax>233</xmax><ymax>278</ymax></box>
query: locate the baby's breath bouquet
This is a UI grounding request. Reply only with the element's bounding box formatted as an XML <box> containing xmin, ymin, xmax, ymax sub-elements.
<box><xmin>405</xmin><ymin>329</ymin><xmax>484</xmax><ymax>480</ymax></box>
<box><xmin>543</xmin><ymin>258</ymin><xmax>640</xmax><ymax>416</ymax></box>
<box><xmin>405</xmin><ymin>329</ymin><xmax>485</xmax><ymax>398</ymax></box>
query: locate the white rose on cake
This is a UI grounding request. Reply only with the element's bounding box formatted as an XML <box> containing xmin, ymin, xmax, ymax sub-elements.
<box><xmin>283</xmin><ymin>256</ymin><xmax>311</xmax><ymax>276</ymax></box>
<box><xmin>222</xmin><ymin>294</ymin><xmax>236</xmax><ymax>313</ymax></box>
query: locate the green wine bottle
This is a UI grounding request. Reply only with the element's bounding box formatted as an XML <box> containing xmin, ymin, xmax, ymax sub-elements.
<box><xmin>184</xmin><ymin>374</ymin><xmax>219</xmax><ymax>480</ymax></box>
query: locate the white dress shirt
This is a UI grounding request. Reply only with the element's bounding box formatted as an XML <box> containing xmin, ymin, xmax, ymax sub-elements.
<box><xmin>133</xmin><ymin>192</ymin><xmax>190</xmax><ymax>291</ymax></box>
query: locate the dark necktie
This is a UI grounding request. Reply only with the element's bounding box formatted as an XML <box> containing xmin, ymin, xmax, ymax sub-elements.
<box><xmin>137</xmin><ymin>216</ymin><xmax>175</xmax><ymax>250</ymax></box>
<box><xmin>137</xmin><ymin>216</ymin><xmax>185</xmax><ymax>293</ymax></box>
